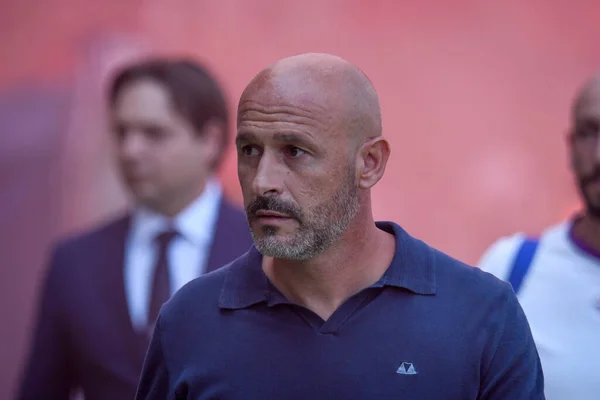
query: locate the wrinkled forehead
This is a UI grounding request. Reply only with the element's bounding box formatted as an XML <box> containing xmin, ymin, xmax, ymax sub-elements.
<box><xmin>240</xmin><ymin>69</ymin><xmax>343</xmax><ymax>112</ymax></box>
<box><xmin>237</xmin><ymin>71</ymin><xmax>345</xmax><ymax>136</ymax></box>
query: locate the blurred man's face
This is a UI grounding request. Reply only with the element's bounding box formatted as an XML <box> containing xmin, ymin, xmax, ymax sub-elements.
<box><xmin>571</xmin><ymin>86</ymin><xmax>600</xmax><ymax>218</ymax></box>
<box><xmin>111</xmin><ymin>79</ymin><xmax>212</xmax><ymax>213</ymax></box>
<box><xmin>236</xmin><ymin>88</ymin><xmax>361</xmax><ymax>261</ymax></box>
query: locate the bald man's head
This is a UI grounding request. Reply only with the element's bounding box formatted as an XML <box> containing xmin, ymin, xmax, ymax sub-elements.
<box><xmin>236</xmin><ymin>53</ymin><xmax>390</xmax><ymax>260</ymax></box>
<box><xmin>572</xmin><ymin>73</ymin><xmax>600</xmax><ymax>121</ymax></box>
<box><xmin>239</xmin><ymin>53</ymin><xmax>382</xmax><ymax>144</ymax></box>
<box><xmin>570</xmin><ymin>72</ymin><xmax>600</xmax><ymax>219</ymax></box>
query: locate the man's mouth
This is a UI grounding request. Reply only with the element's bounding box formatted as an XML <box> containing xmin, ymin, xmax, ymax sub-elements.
<box><xmin>255</xmin><ymin>210</ymin><xmax>292</xmax><ymax>219</ymax></box>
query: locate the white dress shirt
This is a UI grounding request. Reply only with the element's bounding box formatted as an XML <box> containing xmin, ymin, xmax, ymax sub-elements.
<box><xmin>124</xmin><ymin>179</ymin><xmax>222</xmax><ymax>331</ymax></box>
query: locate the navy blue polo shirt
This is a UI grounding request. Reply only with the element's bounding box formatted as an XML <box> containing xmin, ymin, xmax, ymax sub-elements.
<box><xmin>136</xmin><ymin>222</ymin><xmax>544</xmax><ymax>399</ymax></box>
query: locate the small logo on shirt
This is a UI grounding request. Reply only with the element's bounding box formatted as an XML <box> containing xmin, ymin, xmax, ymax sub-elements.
<box><xmin>396</xmin><ymin>362</ymin><xmax>418</xmax><ymax>375</ymax></box>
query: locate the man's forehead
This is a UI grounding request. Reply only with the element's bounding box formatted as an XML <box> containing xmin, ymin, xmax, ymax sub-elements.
<box><xmin>573</xmin><ymin>76</ymin><xmax>600</xmax><ymax>121</ymax></box>
<box><xmin>240</xmin><ymin>70</ymin><xmax>337</xmax><ymax>112</ymax></box>
<box><xmin>237</xmin><ymin>53</ymin><xmax>382</xmax><ymax>143</ymax></box>
<box><xmin>236</xmin><ymin>91</ymin><xmax>340</xmax><ymax>146</ymax></box>
<box><xmin>574</xmin><ymin>94</ymin><xmax>600</xmax><ymax>122</ymax></box>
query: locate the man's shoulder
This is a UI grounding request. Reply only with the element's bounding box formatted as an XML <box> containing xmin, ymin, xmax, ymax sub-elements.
<box><xmin>419</xmin><ymin>246</ymin><xmax>543</xmax><ymax>398</ymax></box>
<box><xmin>54</xmin><ymin>214</ymin><xmax>130</xmax><ymax>254</ymax></box>
<box><xmin>427</xmin><ymin>245</ymin><xmax>524</xmax><ymax>345</ymax></box>
<box><xmin>47</xmin><ymin>215</ymin><xmax>130</xmax><ymax>279</ymax></box>
<box><xmin>430</xmin><ymin>246</ymin><xmax>513</xmax><ymax>300</ymax></box>
<box><xmin>384</xmin><ymin>221</ymin><xmax>511</xmax><ymax>299</ymax></box>
<box><xmin>39</xmin><ymin>215</ymin><xmax>130</xmax><ymax>294</ymax></box>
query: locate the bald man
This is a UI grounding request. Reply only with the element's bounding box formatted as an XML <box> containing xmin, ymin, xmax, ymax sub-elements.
<box><xmin>136</xmin><ymin>54</ymin><xmax>544</xmax><ymax>400</ymax></box>
<box><xmin>478</xmin><ymin>74</ymin><xmax>600</xmax><ymax>400</ymax></box>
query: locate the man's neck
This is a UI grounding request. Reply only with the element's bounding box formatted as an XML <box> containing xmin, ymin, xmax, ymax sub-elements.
<box><xmin>262</xmin><ymin>216</ymin><xmax>396</xmax><ymax>321</ymax></box>
<box><xmin>571</xmin><ymin>213</ymin><xmax>600</xmax><ymax>252</ymax></box>
<box><xmin>145</xmin><ymin>179</ymin><xmax>209</xmax><ymax>218</ymax></box>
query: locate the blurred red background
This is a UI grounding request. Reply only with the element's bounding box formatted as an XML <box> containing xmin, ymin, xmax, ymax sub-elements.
<box><xmin>0</xmin><ymin>0</ymin><xmax>595</xmax><ymax>397</ymax></box>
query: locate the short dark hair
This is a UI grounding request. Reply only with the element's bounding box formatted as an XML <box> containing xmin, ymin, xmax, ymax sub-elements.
<box><xmin>108</xmin><ymin>57</ymin><xmax>230</xmax><ymax>170</ymax></box>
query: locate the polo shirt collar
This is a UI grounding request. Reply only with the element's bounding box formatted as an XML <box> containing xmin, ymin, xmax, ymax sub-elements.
<box><xmin>219</xmin><ymin>221</ymin><xmax>437</xmax><ymax>310</ymax></box>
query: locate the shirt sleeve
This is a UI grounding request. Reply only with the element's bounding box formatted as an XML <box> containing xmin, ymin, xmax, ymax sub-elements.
<box><xmin>478</xmin><ymin>283</ymin><xmax>545</xmax><ymax>399</ymax></box>
<box><xmin>477</xmin><ymin>234</ymin><xmax>525</xmax><ymax>281</ymax></box>
<box><xmin>135</xmin><ymin>316</ymin><xmax>172</xmax><ymax>400</ymax></box>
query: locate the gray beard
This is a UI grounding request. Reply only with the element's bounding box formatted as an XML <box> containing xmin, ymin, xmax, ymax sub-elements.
<box><xmin>252</xmin><ymin>175</ymin><xmax>360</xmax><ymax>260</ymax></box>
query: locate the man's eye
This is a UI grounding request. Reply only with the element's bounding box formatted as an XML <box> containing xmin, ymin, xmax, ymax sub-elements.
<box><xmin>114</xmin><ymin>125</ymin><xmax>127</xmax><ymax>140</ymax></box>
<box><xmin>145</xmin><ymin>126</ymin><xmax>167</xmax><ymax>141</ymax></box>
<box><xmin>241</xmin><ymin>145</ymin><xmax>260</xmax><ymax>156</ymax></box>
<box><xmin>285</xmin><ymin>146</ymin><xmax>306</xmax><ymax>158</ymax></box>
<box><xmin>576</xmin><ymin>120</ymin><xmax>600</xmax><ymax>138</ymax></box>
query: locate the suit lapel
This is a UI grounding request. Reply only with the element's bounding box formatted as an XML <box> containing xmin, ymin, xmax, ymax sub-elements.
<box><xmin>101</xmin><ymin>215</ymin><xmax>151</xmax><ymax>366</ymax></box>
<box><xmin>102</xmin><ymin>215</ymin><xmax>132</xmax><ymax>334</ymax></box>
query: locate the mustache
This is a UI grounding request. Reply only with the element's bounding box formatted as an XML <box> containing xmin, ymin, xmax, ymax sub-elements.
<box><xmin>246</xmin><ymin>196</ymin><xmax>302</xmax><ymax>220</ymax></box>
<box><xmin>580</xmin><ymin>167</ymin><xmax>600</xmax><ymax>187</ymax></box>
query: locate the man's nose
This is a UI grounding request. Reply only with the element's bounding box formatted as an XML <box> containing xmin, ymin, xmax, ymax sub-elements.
<box><xmin>252</xmin><ymin>151</ymin><xmax>284</xmax><ymax>197</ymax></box>
<box><xmin>120</xmin><ymin>132</ymin><xmax>145</xmax><ymax>160</ymax></box>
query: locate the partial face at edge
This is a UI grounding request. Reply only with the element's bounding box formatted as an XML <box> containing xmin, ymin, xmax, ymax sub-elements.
<box><xmin>571</xmin><ymin>83</ymin><xmax>600</xmax><ymax>218</ymax></box>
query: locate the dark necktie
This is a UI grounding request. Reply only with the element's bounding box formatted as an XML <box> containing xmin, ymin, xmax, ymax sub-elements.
<box><xmin>147</xmin><ymin>229</ymin><xmax>178</xmax><ymax>330</ymax></box>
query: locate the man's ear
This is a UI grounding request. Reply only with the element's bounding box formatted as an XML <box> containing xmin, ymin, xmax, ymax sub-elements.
<box><xmin>356</xmin><ymin>136</ymin><xmax>391</xmax><ymax>189</ymax></box>
<box><xmin>199</xmin><ymin>119</ymin><xmax>225</xmax><ymax>167</ymax></box>
<box><xmin>567</xmin><ymin>128</ymin><xmax>576</xmax><ymax>171</ymax></box>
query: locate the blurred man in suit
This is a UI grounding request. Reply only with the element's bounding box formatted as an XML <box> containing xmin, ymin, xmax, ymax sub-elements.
<box><xmin>1</xmin><ymin>32</ymin><xmax>149</xmax><ymax>399</ymax></box>
<box><xmin>17</xmin><ymin>58</ymin><xmax>253</xmax><ymax>400</ymax></box>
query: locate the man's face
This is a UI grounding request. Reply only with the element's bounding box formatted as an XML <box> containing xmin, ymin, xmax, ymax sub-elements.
<box><xmin>236</xmin><ymin>91</ymin><xmax>361</xmax><ymax>260</ymax></box>
<box><xmin>571</xmin><ymin>88</ymin><xmax>600</xmax><ymax>218</ymax></box>
<box><xmin>111</xmin><ymin>79</ymin><xmax>212</xmax><ymax>211</ymax></box>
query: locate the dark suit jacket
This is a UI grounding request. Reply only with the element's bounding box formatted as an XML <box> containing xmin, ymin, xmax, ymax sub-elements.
<box><xmin>16</xmin><ymin>199</ymin><xmax>253</xmax><ymax>400</ymax></box>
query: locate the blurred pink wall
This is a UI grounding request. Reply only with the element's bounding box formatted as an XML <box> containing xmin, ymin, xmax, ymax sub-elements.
<box><xmin>137</xmin><ymin>0</ymin><xmax>595</xmax><ymax>259</ymax></box>
<box><xmin>1</xmin><ymin>0</ymin><xmax>598</xmax><ymax>397</ymax></box>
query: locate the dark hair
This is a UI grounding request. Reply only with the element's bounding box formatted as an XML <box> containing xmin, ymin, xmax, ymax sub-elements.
<box><xmin>108</xmin><ymin>57</ymin><xmax>230</xmax><ymax>170</ymax></box>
